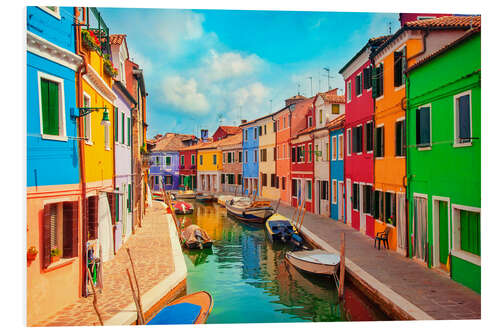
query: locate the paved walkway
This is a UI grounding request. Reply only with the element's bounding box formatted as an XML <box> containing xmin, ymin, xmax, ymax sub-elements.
<box><xmin>273</xmin><ymin>201</ymin><xmax>481</xmax><ymax>320</ymax></box>
<box><xmin>35</xmin><ymin>201</ymin><xmax>177</xmax><ymax>326</ymax></box>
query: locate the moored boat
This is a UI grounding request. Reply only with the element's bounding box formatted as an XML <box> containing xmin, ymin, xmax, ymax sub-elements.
<box><xmin>217</xmin><ymin>195</ymin><xmax>234</xmax><ymax>207</ymax></box>
<box><xmin>174</xmin><ymin>201</ymin><xmax>193</xmax><ymax>215</ymax></box>
<box><xmin>225</xmin><ymin>197</ymin><xmax>274</xmax><ymax>224</ymax></box>
<box><xmin>147</xmin><ymin>291</ymin><xmax>213</xmax><ymax>325</ymax></box>
<box><xmin>196</xmin><ymin>193</ymin><xmax>216</xmax><ymax>202</ymax></box>
<box><xmin>181</xmin><ymin>224</ymin><xmax>213</xmax><ymax>249</ymax></box>
<box><xmin>285</xmin><ymin>249</ymin><xmax>340</xmax><ymax>276</ymax></box>
<box><xmin>265</xmin><ymin>213</ymin><xmax>303</xmax><ymax>245</ymax></box>
<box><xmin>176</xmin><ymin>190</ymin><xmax>196</xmax><ymax>199</ymax></box>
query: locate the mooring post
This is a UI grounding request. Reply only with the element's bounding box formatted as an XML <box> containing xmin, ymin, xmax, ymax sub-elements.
<box><xmin>339</xmin><ymin>232</ymin><xmax>346</xmax><ymax>299</ymax></box>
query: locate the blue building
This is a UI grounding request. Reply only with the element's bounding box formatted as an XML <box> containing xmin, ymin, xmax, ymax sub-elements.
<box><xmin>149</xmin><ymin>151</ymin><xmax>180</xmax><ymax>191</ymax></box>
<box><xmin>328</xmin><ymin>115</ymin><xmax>345</xmax><ymax>220</ymax></box>
<box><xmin>240</xmin><ymin>121</ymin><xmax>260</xmax><ymax>196</ymax></box>
<box><xmin>26</xmin><ymin>6</ymin><xmax>84</xmax><ymax>324</ymax></box>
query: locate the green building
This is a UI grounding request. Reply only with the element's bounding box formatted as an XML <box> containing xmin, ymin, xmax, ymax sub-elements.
<box><xmin>406</xmin><ymin>28</ymin><xmax>481</xmax><ymax>293</ymax></box>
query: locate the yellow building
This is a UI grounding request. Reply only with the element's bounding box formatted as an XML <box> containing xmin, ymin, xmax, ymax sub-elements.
<box><xmin>196</xmin><ymin>141</ymin><xmax>222</xmax><ymax>192</ymax></box>
<box><xmin>258</xmin><ymin>115</ymin><xmax>280</xmax><ymax>200</ymax></box>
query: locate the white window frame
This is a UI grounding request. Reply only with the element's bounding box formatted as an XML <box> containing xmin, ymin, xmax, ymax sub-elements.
<box><xmin>431</xmin><ymin>196</ymin><xmax>451</xmax><ymax>268</ymax></box>
<box><xmin>37</xmin><ymin>71</ymin><xmax>67</xmax><ymax>141</ymax></box>
<box><xmin>352</xmin><ymin>182</ymin><xmax>360</xmax><ymax>212</ymax></box>
<box><xmin>332</xmin><ymin>179</ymin><xmax>337</xmax><ymax>204</ymax></box>
<box><xmin>332</xmin><ymin>135</ymin><xmax>337</xmax><ymax>161</ymax></box>
<box><xmin>346</xmin><ymin>128</ymin><xmax>351</xmax><ymax>156</ymax></box>
<box><xmin>339</xmin><ymin>133</ymin><xmax>344</xmax><ymax>160</ymax></box>
<box><xmin>83</xmin><ymin>92</ymin><xmax>92</xmax><ymax>145</ymax></box>
<box><xmin>451</xmin><ymin>204</ymin><xmax>481</xmax><ymax>266</ymax></box>
<box><xmin>39</xmin><ymin>6</ymin><xmax>61</xmax><ymax>20</ymax></box>
<box><xmin>453</xmin><ymin>90</ymin><xmax>473</xmax><ymax>148</ymax></box>
<box><xmin>356</xmin><ymin>72</ymin><xmax>362</xmax><ymax>97</ymax></box>
<box><xmin>347</xmin><ymin>80</ymin><xmax>351</xmax><ymax>103</ymax></box>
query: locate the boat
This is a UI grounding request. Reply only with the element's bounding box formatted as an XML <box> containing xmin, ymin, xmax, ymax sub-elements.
<box><xmin>285</xmin><ymin>249</ymin><xmax>340</xmax><ymax>276</ymax></box>
<box><xmin>174</xmin><ymin>201</ymin><xmax>193</xmax><ymax>215</ymax></box>
<box><xmin>196</xmin><ymin>193</ymin><xmax>216</xmax><ymax>203</ymax></box>
<box><xmin>265</xmin><ymin>213</ymin><xmax>304</xmax><ymax>246</ymax></box>
<box><xmin>147</xmin><ymin>291</ymin><xmax>213</xmax><ymax>325</ymax></box>
<box><xmin>152</xmin><ymin>191</ymin><xmax>175</xmax><ymax>201</ymax></box>
<box><xmin>181</xmin><ymin>224</ymin><xmax>213</xmax><ymax>249</ymax></box>
<box><xmin>225</xmin><ymin>197</ymin><xmax>274</xmax><ymax>224</ymax></box>
<box><xmin>217</xmin><ymin>195</ymin><xmax>234</xmax><ymax>207</ymax></box>
<box><xmin>176</xmin><ymin>190</ymin><xmax>196</xmax><ymax>199</ymax></box>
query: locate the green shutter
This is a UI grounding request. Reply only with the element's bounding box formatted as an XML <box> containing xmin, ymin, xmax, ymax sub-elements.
<box><xmin>127</xmin><ymin>117</ymin><xmax>131</xmax><ymax>146</ymax></box>
<box><xmin>114</xmin><ymin>107</ymin><xmax>118</xmax><ymax>142</ymax></box>
<box><xmin>460</xmin><ymin>211</ymin><xmax>480</xmax><ymax>256</ymax></box>
<box><xmin>121</xmin><ymin>112</ymin><xmax>125</xmax><ymax>143</ymax></box>
<box><xmin>41</xmin><ymin>79</ymin><xmax>59</xmax><ymax>135</ymax></box>
<box><xmin>372</xmin><ymin>66</ymin><xmax>378</xmax><ymax>98</ymax></box>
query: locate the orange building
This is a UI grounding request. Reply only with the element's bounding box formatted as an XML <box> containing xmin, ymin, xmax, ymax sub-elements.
<box><xmin>371</xmin><ymin>16</ymin><xmax>480</xmax><ymax>253</ymax></box>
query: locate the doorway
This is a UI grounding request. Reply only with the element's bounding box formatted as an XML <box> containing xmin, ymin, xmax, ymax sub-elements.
<box><xmin>346</xmin><ymin>179</ymin><xmax>351</xmax><ymax>225</ymax></box>
<box><xmin>413</xmin><ymin>195</ymin><xmax>428</xmax><ymax>262</ymax></box>
<box><xmin>433</xmin><ymin>197</ymin><xmax>450</xmax><ymax>271</ymax></box>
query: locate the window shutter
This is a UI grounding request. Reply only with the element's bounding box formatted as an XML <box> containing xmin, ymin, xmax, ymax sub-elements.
<box><xmin>380</xmin><ymin>64</ymin><xmax>384</xmax><ymax>96</ymax></box>
<box><xmin>63</xmin><ymin>201</ymin><xmax>78</xmax><ymax>258</ymax></box>
<box><xmin>458</xmin><ymin>95</ymin><xmax>471</xmax><ymax>140</ymax></box>
<box><xmin>121</xmin><ymin>113</ymin><xmax>125</xmax><ymax>144</ymax></box>
<box><xmin>372</xmin><ymin>66</ymin><xmax>378</xmax><ymax>98</ymax></box>
<box><xmin>42</xmin><ymin>204</ymin><xmax>53</xmax><ymax>268</ymax></box>
<box><xmin>114</xmin><ymin>107</ymin><xmax>118</xmax><ymax>142</ymax></box>
<box><xmin>396</xmin><ymin>121</ymin><xmax>402</xmax><ymax>155</ymax></box>
<box><xmin>48</xmin><ymin>80</ymin><xmax>59</xmax><ymax>135</ymax></box>
<box><xmin>41</xmin><ymin>79</ymin><xmax>51</xmax><ymax>135</ymax></box>
<box><xmin>127</xmin><ymin>117</ymin><xmax>131</xmax><ymax>146</ymax></box>
<box><xmin>394</xmin><ymin>51</ymin><xmax>402</xmax><ymax>87</ymax></box>
<box><xmin>128</xmin><ymin>184</ymin><xmax>132</xmax><ymax>212</ymax></box>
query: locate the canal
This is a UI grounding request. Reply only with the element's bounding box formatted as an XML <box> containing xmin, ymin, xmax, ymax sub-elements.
<box><xmin>178</xmin><ymin>200</ymin><xmax>389</xmax><ymax>323</ymax></box>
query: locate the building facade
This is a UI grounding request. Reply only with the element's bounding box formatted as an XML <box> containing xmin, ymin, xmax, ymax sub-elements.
<box><xmin>149</xmin><ymin>151</ymin><xmax>179</xmax><ymax>191</ymax></box>
<box><xmin>328</xmin><ymin>115</ymin><xmax>346</xmax><ymax>221</ymax></box>
<box><xmin>197</xmin><ymin>141</ymin><xmax>222</xmax><ymax>193</ymax></box>
<box><xmin>275</xmin><ymin>105</ymin><xmax>292</xmax><ymax>204</ymax></box>
<box><xmin>220</xmin><ymin>132</ymin><xmax>243</xmax><ymax>194</ymax></box>
<box><xmin>241</xmin><ymin>122</ymin><xmax>260</xmax><ymax>196</ymax></box>
<box><xmin>406</xmin><ymin>29</ymin><xmax>481</xmax><ymax>292</ymax></box>
<box><xmin>257</xmin><ymin>115</ymin><xmax>280</xmax><ymax>200</ymax></box>
<box><xmin>179</xmin><ymin>148</ymin><xmax>198</xmax><ymax>190</ymax></box>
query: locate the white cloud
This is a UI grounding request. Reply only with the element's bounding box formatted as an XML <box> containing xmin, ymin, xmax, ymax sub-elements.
<box><xmin>128</xmin><ymin>50</ymin><xmax>153</xmax><ymax>76</ymax></box>
<box><xmin>201</xmin><ymin>49</ymin><xmax>263</xmax><ymax>82</ymax></box>
<box><xmin>162</xmin><ymin>76</ymin><xmax>210</xmax><ymax>114</ymax></box>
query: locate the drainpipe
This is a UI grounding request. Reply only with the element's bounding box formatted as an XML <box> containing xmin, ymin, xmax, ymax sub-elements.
<box><xmin>130</xmin><ymin>104</ymin><xmax>137</xmax><ymax>235</ymax></box>
<box><xmin>370</xmin><ymin>56</ymin><xmax>377</xmax><ymax>234</ymax></box>
<box><xmin>75</xmin><ymin>6</ymin><xmax>89</xmax><ymax>297</ymax></box>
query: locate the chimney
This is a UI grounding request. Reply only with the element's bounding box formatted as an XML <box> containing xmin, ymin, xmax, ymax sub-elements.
<box><xmin>200</xmin><ymin>129</ymin><xmax>209</xmax><ymax>142</ymax></box>
<box><xmin>241</xmin><ymin>119</ymin><xmax>247</xmax><ymax>124</ymax></box>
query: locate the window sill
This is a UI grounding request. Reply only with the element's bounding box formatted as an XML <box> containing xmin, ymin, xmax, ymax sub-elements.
<box><xmin>375</xmin><ymin>95</ymin><xmax>384</xmax><ymax>102</ymax></box>
<box><xmin>395</xmin><ymin>155</ymin><xmax>406</xmax><ymax>158</ymax></box>
<box><xmin>41</xmin><ymin>134</ymin><xmax>68</xmax><ymax>142</ymax></box>
<box><xmin>394</xmin><ymin>84</ymin><xmax>406</xmax><ymax>92</ymax></box>
<box><xmin>451</xmin><ymin>249</ymin><xmax>481</xmax><ymax>266</ymax></box>
<box><xmin>85</xmin><ymin>140</ymin><xmax>93</xmax><ymax>146</ymax></box>
<box><xmin>453</xmin><ymin>142</ymin><xmax>472</xmax><ymax>148</ymax></box>
<box><xmin>105</xmin><ymin>147</ymin><xmax>111</xmax><ymax>151</ymax></box>
<box><xmin>417</xmin><ymin>146</ymin><xmax>431</xmax><ymax>151</ymax></box>
<box><xmin>43</xmin><ymin>257</ymin><xmax>76</xmax><ymax>273</ymax></box>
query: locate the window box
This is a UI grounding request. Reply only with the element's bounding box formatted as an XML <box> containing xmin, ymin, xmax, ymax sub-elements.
<box><xmin>81</xmin><ymin>29</ymin><xmax>101</xmax><ymax>52</ymax></box>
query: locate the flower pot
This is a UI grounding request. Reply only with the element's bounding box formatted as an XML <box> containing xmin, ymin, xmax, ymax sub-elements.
<box><xmin>50</xmin><ymin>256</ymin><xmax>60</xmax><ymax>264</ymax></box>
<box><xmin>27</xmin><ymin>252</ymin><xmax>37</xmax><ymax>261</ymax></box>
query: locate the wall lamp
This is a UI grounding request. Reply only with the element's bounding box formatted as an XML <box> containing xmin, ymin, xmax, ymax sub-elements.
<box><xmin>74</xmin><ymin>107</ymin><xmax>111</xmax><ymax>126</ymax></box>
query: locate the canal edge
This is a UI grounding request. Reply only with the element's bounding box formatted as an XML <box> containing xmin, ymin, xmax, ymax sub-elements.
<box><xmin>299</xmin><ymin>224</ymin><xmax>434</xmax><ymax>321</ymax></box>
<box><xmin>104</xmin><ymin>204</ymin><xmax>188</xmax><ymax>326</ymax></box>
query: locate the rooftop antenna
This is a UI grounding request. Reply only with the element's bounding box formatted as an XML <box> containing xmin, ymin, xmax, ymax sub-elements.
<box><xmin>239</xmin><ymin>106</ymin><xmax>242</xmax><ymax>121</ymax></box>
<box><xmin>307</xmin><ymin>76</ymin><xmax>313</xmax><ymax>97</ymax></box>
<box><xmin>323</xmin><ymin>67</ymin><xmax>333</xmax><ymax>90</ymax></box>
<box><xmin>297</xmin><ymin>82</ymin><xmax>301</xmax><ymax>96</ymax></box>
<box><xmin>388</xmin><ymin>21</ymin><xmax>392</xmax><ymax>34</ymax></box>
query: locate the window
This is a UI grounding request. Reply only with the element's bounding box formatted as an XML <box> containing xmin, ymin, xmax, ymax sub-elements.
<box><xmin>238</xmin><ymin>174</ymin><xmax>242</xmax><ymax>185</ymax></box>
<box><xmin>321</xmin><ymin>181</ymin><xmax>328</xmax><ymax>201</ymax></box>
<box><xmin>347</xmin><ymin>128</ymin><xmax>351</xmax><ymax>156</ymax></box>
<box><xmin>270</xmin><ymin>174</ymin><xmax>275</xmax><ymax>187</ymax></box>
<box><xmin>261</xmin><ymin>173</ymin><xmax>267</xmax><ymax>187</ymax></box>
<box><xmin>166</xmin><ymin>156</ymin><xmax>171</xmax><ymax>166</ymax></box>
<box><xmin>355</xmin><ymin>73</ymin><xmax>362</xmax><ymax>96</ymax></box>
<box><xmin>254</xmin><ymin>127</ymin><xmax>257</xmax><ymax>139</ymax></box>
<box><xmin>455</xmin><ymin>92</ymin><xmax>472</xmax><ymax>144</ymax></box>
<box><xmin>42</xmin><ymin>201</ymin><xmax>78</xmax><ymax>268</ymax></box>
<box><xmin>180</xmin><ymin>155</ymin><xmax>185</xmax><ymax>166</ymax></box>
<box><xmin>223</xmin><ymin>152</ymin><xmax>226</xmax><ymax>163</ymax></box>
<box><xmin>245</xmin><ymin>129</ymin><xmax>248</xmax><ymax>141</ymax></box>
<box><xmin>372</xmin><ymin>63</ymin><xmax>384</xmax><ymax>98</ymax></box>
<box><xmin>373</xmin><ymin>190</ymin><xmax>382</xmax><ymax>219</ymax></box>
<box><xmin>375</xmin><ymin>126</ymin><xmax>384</xmax><ymax>158</ymax></box>
<box><xmin>253</xmin><ymin>150</ymin><xmax>257</xmax><ymax>162</ymax></box>
<box><xmin>363</xmin><ymin>185</ymin><xmax>372</xmax><ymax>214</ymax></box>
<box><xmin>273</xmin><ymin>147</ymin><xmax>277</xmax><ymax>161</ymax></box>
<box><xmin>353</xmin><ymin>125</ymin><xmax>363</xmax><ymax>154</ymax></box>
<box><xmin>365</xmin><ymin>122</ymin><xmax>373</xmax><ymax>152</ymax></box>
<box><xmin>39</xmin><ymin>73</ymin><xmax>65</xmax><ymax>139</ymax></box>
<box><xmin>154</xmin><ymin>176</ymin><xmax>159</xmax><ymax>185</ymax></box>
<box><xmin>458</xmin><ymin>210</ymin><xmax>481</xmax><ymax>256</ymax></box>
<box><xmin>121</xmin><ymin>112</ymin><xmax>125</xmax><ymax>144</ymax></box>
<box><xmin>282</xmin><ymin>176</ymin><xmax>286</xmax><ymax>190</ymax></box>
<box><xmin>264</xmin><ymin>124</ymin><xmax>267</xmax><ymax>135</ymax></box>
<box><xmin>212</xmin><ymin>154</ymin><xmax>217</xmax><ymax>165</ymax></box>
<box><xmin>292</xmin><ymin>179</ymin><xmax>298</xmax><ymax>197</ymax></box>
<box><xmin>114</xmin><ymin>106</ymin><xmax>118</xmax><ymax>143</ymax></box>
<box><xmin>385</xmin><ymin>192</ymin><xmax>397</xmax><ymax>226</ymax></box>
<box><xmin>228</xmin><ymin>174</ymin><xmax>235</xmax><ymax>185</ymax></box>
<box><xmin>352</xmin><ymin>183</ymin><xmax>359</xmax><ymax>210</ymax></box>
<box><xmin>332</xmin><ymin>136</ymin><xmax>337</xmax><ymax>161</ymax></box>
<box><xmin>191</xmin><ymin>154</ymin><xmax>195</xmax><ymax>165</ymax></box>
<box><xmin>260</xmin><ymin>149</ymin><xmax>267</xmax><ymax>162</ymax></box>
<box><xmin>127</xmin><ymin>183</ymin><xmax>132</xmax><ymax>213</ymax></box>
<box><xmin>245</xmin><ymin>151</ymin><xmax>248</xmax><ymax>163</ymax></box>
<box><xmin>320</xmin><ymin>109</ymin><xmax>323</xmax><ymax>124</ymax></box>
<box><xmin>165</xmin><ymin>175</ymin><xmax>173</xmax><ymax>185</ymax></box>
<box><xmin>396</xmin><ymin>119</ymin><xmax>407</xmax><ymax>155</ymax></box>
<box><xmin>221</xmin><ymin>174</ymin><xmax>225</xmax><ymax>184</ymax></box>
<box><xmin>83</xmin><ymin>94</ymin><xmax>92</xmax><ymax>143</ymax></box>
<box><xmin>363</xmin><ymin>65</ymin><xmax>372</xmax><ymax>90</ymax></box>
<box><xmin>200</xmin><ymin>155</ymin><xmax>203</xmax><ymax>165</ymax></box>
<box><xmin>332</xmin><ymin>104</ymin><xmax>340</xmax><ymax>114</ymax></box>
<box><xmin>394</xmin><ymin>47</ymin><xmax>406</xmax><ymax>88</ymax></box>
<box><xmin>308</xmin><ymin>116</ymin><xmax>313</xmax><ymax>128</ymax></box>
<box><xmin>347</xmin><ymin>81</ymin><xmax>352</xmax><ymax>102</ymax></box>
<box><xmin>292</xmin><ymin>147</ymin><xmax>296</xmax><ymax>162</ymax></box>
<box><xmin>306</xmin><ymin>180</ymin><xmax>312</xmax><ymax>200</ymax></box>
<box><xmin>276</xmin><ymin>119</ymin><xmax>280</xmax><ymax>130</ymax></box>
<box><xmin>332</xmin><ymin>180</ymin><xmax>337</xmax><ymax>204</ymax></box>
<box><xmin>228</xmin><ymin>152</ymin><xmax>232</xmax><ymax>163</ymax></box>
<box><xmin>326</xmin><ymin>142</ymin><xmax>330</xmax><ymax>161</ymax></box>
<box><xmin>315</xmin><ymin>144</ymin><xmax>319</xmax><ymax>161</ymax></box>
<box><xmin>339</xmin><ymin>134</ymin><xmax>344</xmax><ymax>160</ymax></box>
<box><xmin>308</xmin><ymin>143</ymin><xmax>312</xmax><ymax>162</ymax></box>
<box><xmin>259</xmin><ymin>126</ymin><xmax>262</xmax><ymax>136</ymax></box>
<box><xmin>273</xmin><ymin>121</ymin><xmax>277</xmax><ymax>132</ymax></box>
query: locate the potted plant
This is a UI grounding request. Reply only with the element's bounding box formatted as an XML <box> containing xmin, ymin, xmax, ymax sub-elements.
<box><xmin>27</xmin><ymin>246</ymin><xmax>38</xmax><ymax>261</ymax></box>
<box><xmin>103</xmin><ymin>54</ymin><xmax>118</xmax><ymax>78</ymax></box>
<box><xmin>50</xmin><ymin>248</ymin><xmax>61</xmax><ymax>264</ymax></box>
<box><xmin>81</xmin><ymin>29</ymin><xmax>101</xmax><ymax>51</ymax></box>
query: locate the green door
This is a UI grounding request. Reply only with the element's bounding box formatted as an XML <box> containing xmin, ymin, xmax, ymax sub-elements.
<box><xmin>439</xmin><ymin>201</ymin><xmax>449</xmax><ymax>265</ymax></box>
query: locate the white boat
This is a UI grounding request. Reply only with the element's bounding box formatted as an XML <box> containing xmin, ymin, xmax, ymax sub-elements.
<box><xmin>225</xmin><ymin>197</ymin><xmax>274</xmax><ymax>223</ymax></box>
<box><xmin>217</xmin><ymin>195</ymin><xmax>234</xmax><ymax>207</ymax></box>
<box><xmin>285</xmin><ymin>249</ymin><xmax>340</xmax><ymax>276</ymax></box>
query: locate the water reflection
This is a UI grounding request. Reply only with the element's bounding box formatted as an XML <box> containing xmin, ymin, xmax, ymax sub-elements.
<box><xmin>182</xmin><ymin>200</ymin><xmax>388</xmax><ymax>324</ymax></box>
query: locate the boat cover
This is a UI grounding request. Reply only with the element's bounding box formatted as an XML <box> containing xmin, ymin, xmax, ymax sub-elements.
<box><xmin>174</xmin><ymin>201</ymin><xmax>193</xmax><ymax>212</ymax></box>
<box><xmin>181</xmin><ymin>225</ymin><xmax>212</xmax><ymax>245</ymax></box>
<box><xmin>147</xmin><ymin>303</ymin><xmax>201</xmax><ymax>325</ymax></box>
<box><xmin>289</xmin><ymin>250</ymin><xmax>340</xmax><ymax>266</ymax></box>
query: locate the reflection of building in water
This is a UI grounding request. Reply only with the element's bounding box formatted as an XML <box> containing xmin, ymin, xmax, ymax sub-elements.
<box><xmin>241</xmin><ymin>233</ymin><xmax>261</xmax><ymax>280</ymax></box>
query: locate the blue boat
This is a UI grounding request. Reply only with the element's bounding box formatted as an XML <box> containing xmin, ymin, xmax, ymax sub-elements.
<box><xmin>265</xmin><ymin>213</ymin><xmax>304</xmax><ymax>246</ymax></box>
<box><xmin>147</xmin><ymin>291</ymin><xmax>213</xmax><ymax>325</ymax></box>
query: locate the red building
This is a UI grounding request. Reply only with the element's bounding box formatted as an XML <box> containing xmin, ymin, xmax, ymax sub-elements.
<box><xmin>399</xmin><ymin>13</ymin><xmax>452</xmax><ymax>26</ymax></box>
<box><xmin>178</xmin><ymin>136</ymin><xmax>198</xmax><ymax>190</ymax></box>
<box><xmin>212</xmin><ymin>125</ymin><xmax>241</xmax><ymax>141</ymax></box>
<box><xmin>339</xmin><ymin>36</ymin><xmax>390</xmax><ymax>237</ymax></box>
<box><xmin>290</xmin><ymin>101</ymin><xmax>315</xmax><ymax>213</ymax></box>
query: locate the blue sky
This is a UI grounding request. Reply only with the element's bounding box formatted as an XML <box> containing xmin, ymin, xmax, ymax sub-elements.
<box><xmin>98</xmin><ymin>8</ymin><xmax>399</xmax><ymax>138</ymax></box>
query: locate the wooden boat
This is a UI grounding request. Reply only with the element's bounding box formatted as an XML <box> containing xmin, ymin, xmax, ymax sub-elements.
<box><xmin>265</xmin><ymin>213</ymin><xmax>303</xmax><ymax>245</ymax></box>
<box><xmin>285</xmin><ymin>249</ymin><xmax>340</xmax><ymax>276</ymax></box>
<box><xmin>176</xmin><ymin>190</ymin><xmax>196</xmax><ymax>199</ymax></box>
<box><xmin>217</xmin><ymin>195</ymin><xmax>234</xmax><ymax>207</ymax></box>
<box><xmin>147</xmin><ymin>291</ymin><xmax>213</xmax><ymax>325</ymax></box>
<box><xmin>181</xmin><ymin>224</ymin><xmax>213</xmax><ymax>249</ymax></box>
<box><xmin>174</xmin><ymin>201</ymin><xmax>193</xmax><ymax>215</ymax></box>
<box><xmin>225</xmin><ymin>197</ymin><xmax>274</xmax><ymax>224</ymax></box>
<box><xmin>195</xmin><ymin>193</ymin><xmax>216</xmax><ymax>203</ymax></box>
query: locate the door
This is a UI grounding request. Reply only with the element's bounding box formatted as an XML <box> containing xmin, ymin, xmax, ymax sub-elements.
<box><xmin>360</xmin><ymin>185</ymin><xmax>366</xmax><ymax>232</ymax></box>
<box><xmin>316</xmin><ymin>181</ymin><xmax>320</xmax><ymax>215</ymax></box>
<box><xmin>413</xmin><ymin>196</ymin><xmax>428</xmax><ymax>262</ymax></box>
<box><xmin>339</xmin><ymin>181</ymin><xmax>344</xmax><ymax>221</ymax></box>
<box><xmin>346</xmin><ymin>179</ymin><xmax>352</xmax><ymax>224</ymax></box>
<box><xmin>438</xmin><ymin>201</ymin><xmax>449</xmax><ymax>268</ymax></box>
<box><xmin>396</xmin><ymin>193</ymin><xmax>407</xmax><ymax>255</ymax></box>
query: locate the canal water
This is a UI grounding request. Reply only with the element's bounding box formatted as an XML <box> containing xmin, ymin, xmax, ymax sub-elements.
<box><xmin>178</xmin><ymin>200</ymin><xmax>389</xmax><ymax>324</ymax></box>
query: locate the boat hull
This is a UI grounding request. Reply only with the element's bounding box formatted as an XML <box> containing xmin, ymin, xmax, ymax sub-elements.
<box><xmin>226</xmin><ymin>203</ymin><xmax>274</xmax><ymax>224</ymax></box>
<box><xmin>265</xmin><ymin>214</ymin><xmax>302</xmax><ymax>245</ymax></box>
<box><xmin>147</xmin><ymin>291</ymin><xmax>213</xmax><ymax>325</ymax></box>
<box><xmin>285</xmin><ymin>250</ymin><xmax>340</xmax><ymax>276</ymax></box>
<box><xmin>176</xmin><ymin>194</ymin><xmax>196</xmax><ymax>199</ymax></box>
<box><xmin>184</xmin><ymin>241</ymin><xmax>213</xmax><ymax>250</ymax></box>
<box><xmin>175</xmin><ymin>209</ymin><xmax>193</xmax><ymax>215</ymax></box>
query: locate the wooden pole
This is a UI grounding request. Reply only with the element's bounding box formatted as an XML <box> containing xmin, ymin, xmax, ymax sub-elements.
<box><xmin>126</xmin><ymin>248</ymin><xmax>144</xmax><ymax>319</ymax></box>
<box><xmin>297</xmin><ymin>199</ymin><xmax>307</xmax><ymax>232</ymax></box>
<box><xmin>127</xmin><ymin>268</ymin><xmax>145</xmax><ymax>325</ymax></box>
<box><xmin>339</xmin><ymin>232</ymin><xmax>346</xmax><ymax>299</ymax></box>
<box><xmin>86</xmin><ymin>267</ymin><xmax>104</xmax><ymax>326</ymax></box>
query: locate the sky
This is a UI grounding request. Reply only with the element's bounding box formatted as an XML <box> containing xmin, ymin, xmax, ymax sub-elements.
<box><xmin>98</xmin><ymin>8</ymin><xmax>400</xmax><ymax>138</ymax></box>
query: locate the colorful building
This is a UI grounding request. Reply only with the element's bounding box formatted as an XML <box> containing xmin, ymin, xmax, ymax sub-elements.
<box><xmin>370</xmin><ymin>15</ymin><xmax>480</xmax><ymax>252</ymax></box>
<box><xmin>212</xmin><ymin>125</ymin><xmax>241</xmax><ymax>141</ymax></box>
<box><xmin>256</xmin><ymin>115</ymin><xmax>280</xmax><ymax>200</ymax></box>
<box><xmin>179</xmin><ymin>147</ymin><xmax>198</xmax><ymax>191</ymax></box>
<box><xmin>110</xmin><ymin>34</ymin><xmax>134</xmax><ymax>245</ymax></box>
<box><xmin>240</xmin><ymin>121</ymin><xmax>260</xmax><ymax>196</ymax></box>
<box><xmin>406</xmin><ymin>28</ymin><xmax>481</xmax><ymax>292</ymax></box>
<box><xmin>274</xmin><ymin>105</ymin><xmax>293</xmax><ymax>204</ymax></box>
<box><xmin>312</xmin><ymin>89</ymin><xmax>345</xmax><ymax>217</ymax></box>
<box><xmin>197</xmin><ymin>139</ymin><xmax>222</xmax><ymax>193</ymax></box>
<box><xmin>219</xmin><ymin>132</ymin><xmax>243</xmax><ymax>194</ymax></box>
<box><xmin>339</xmin><ymin>35</ymin><xmax>389</xmax><ymax>237</ymax></box>
<box><xmin>26</xmin><ymin>6</ymin><xmax>83</xmax><ymax>325</ymax></box>
<box><xmin>328</xmin><ymin>115</ymin><xmax>346</xmax><ymax>220</ymax></box>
